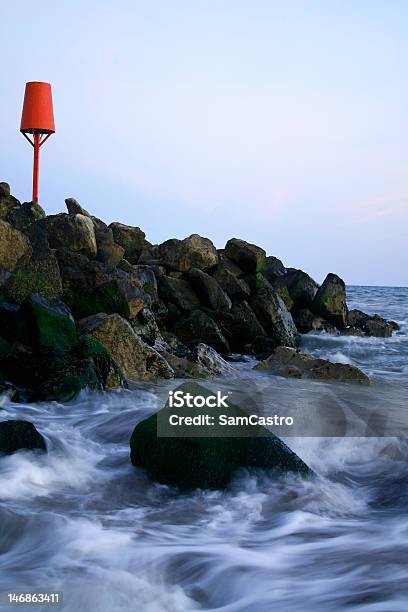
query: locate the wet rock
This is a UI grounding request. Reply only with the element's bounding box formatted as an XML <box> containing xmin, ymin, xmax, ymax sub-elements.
<box><xmin>0</xmin><ymin>220</ymin><xmax>31</xmax><ymax>272</ymax></box>
<box><xmin>109</xmin><ymin>222</ymin><xmax>146</xmax><ymax>264</ymax></box>
<box><xmin>188</xmin><ymin>268</ymin><xmax>231</xmax><ymax>311</ymax></box>
<box><xmin>311</xmin><ymin>273</ymin><xmax>348</xmax><ymax>329</ymax></box>
<box><xmin>255</xmin><ymin>346</ymin><xmax>369</xmax><ymax>383</ymax></box>
<box><xmin>347</xmin><ymin>309</ymin><xmax>395</xmax><ymax>338</ymax></box>
<box><xmin>293</xmin><ymin>308</ymin><xmax>338</xmax><ymax>335</ymax></box>
<box><xmin>39</xmin><ymin>213</ymin><xmax>97</xmax><ymax>258</ymax></box>
<box><xmin>132</xmin><ymin>307</ymin><xmax>162</xmax><ymax>346</ymax></box>
<box><xmin>79</xmin><ymin>313</ymin><xmax>174</xmax><ymax>381</ymax></box>
<box><xmin>157</xmin><ymin>274</ymin><xmax>201</xmax><ymax>312</ymax></box>
<box><xmin>130</xmin><ymin>381</ymin><xmax>311</xmax><ymax>490</ymax></box>
<box><xmin>0</xmin><ymin>420</ymin><xmax>46</xmax><ymax>455</ymax></box>
<box><xmin>192</xmin><ymin>343</ymin><xmax>237</xmax><ymax>376</ymax></box>
<box><xmin>159</xmin><ymin>350</ymin><xmax>210</xmax><ymax>379</ymax></box>
<box><xmin>249</xmin><ymin>335</ymin><xmax>277</xmax><ymax>358</ymax></box>
<box><xmin>224</xmin><ymin>238</ymin><xmax>266</xmax><ymax>274</ymax></box>
<box><xmin>21</xmin><ymin>294</ymin><xmax>77</xmax><ymax>353</ymax></box>
<box><xmin>174</xmin><ymin>310</ymin><xmax>230</xmax><ymax>354</ymax></box>
<box><xmin>250</xmin><ymin>285</ymin><xmax>298</xmax><ymax>347</ymax></box>
<box><xmin>158</xmin><ymin>234</ymin><xmax>218</xmax><ymax>272</ymax></box>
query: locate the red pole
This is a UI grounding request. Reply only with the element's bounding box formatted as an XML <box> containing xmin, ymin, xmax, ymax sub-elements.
<box><xmin>32</xmin><ymin>132</ymin><xmax>40</xmax><ymax>203</ymax></box>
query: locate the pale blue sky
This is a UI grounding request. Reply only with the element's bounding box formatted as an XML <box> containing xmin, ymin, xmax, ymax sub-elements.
<box><xmin>1</xmin><ymin>1</ymin><xmax>407</xmax><ymax>285</ymax></box>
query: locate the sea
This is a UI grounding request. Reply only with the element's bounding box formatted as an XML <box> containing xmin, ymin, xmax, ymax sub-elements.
<box><xmin>0</xmin><ymin>285</ymin><xmax>407</xmax><ymax>611</ymax></box>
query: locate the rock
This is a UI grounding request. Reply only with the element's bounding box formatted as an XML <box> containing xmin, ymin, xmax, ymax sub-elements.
<box><xmin>6</xmin><ymin>201</ymin><xmax>45</xmax><ymax>232</ymax></box>
<box><xmin>39</xmin><ymin>213</ymin><xmax>97</xmax><ymax>258</ymax></box>
<box><xmin>265</xmin><ymin>256</ymin><xmax>286</xmax><ymax>279</ymax></box>
<box><xmin>0</xmin><ymin>182</ymin><xmax>10</xmax><ymax>198</ymax></box>
<box><xmin>0</xmin><ymin>420</ymin><xmax>46</xmax><ymax>455</ymax></box>
<box><xmin>174</xmin><ymin>310</ymin><xmax>230</xmax><ymax>354</ymax></box>
<box><xmin>21</xmin><ymin>294</ymin><xmax>77</xmax><ymax>353</ymax></box>
<box><xmin>215</xmin><ymin>301</ymin><xmax>266</xmax><ymax>352</ymax></box>
<box><xmin>213</xmin><ymin>260</ymin><xmax>250</xmax><ymax>299</ymax></box>
<box><xmin>271</xmin><ymin>269</ymin><xmax>319</xmax><ymax>309</ymax></box>
<box><xmin>132</xmin><ymin>308</ymin><xmax>162</xmax><ymax>346</ymax></box>
<box><xmin>129</xmin><ymin>265</ymin><xmax>159</xmax><ymax>307</ymax></box>
<box><xmin>250</xmin><ymin>285</ymin><xmax>298</xmax><ymax>347</ymax></box>
<box><xmin>293</xmin><ymin>308</ymin><xmax>338</xmax><ymax>335</ymax></box>
<box><xmin>79</xmin><ymin>313</ymin><xmax>174</xmax><ymax>381</ymax></box>
<box><xmin>389</xmin><ymin>321</ymin><xmax>400</xmax><ymax>331</ymax></box>
<box><xmin>159</xmin><ymin>351</ymin><xmax>210</xmax><ymax>379</ymax></box>
<box><xmin>0</xmin><ymin>301</ymin><xmax>26</xmax><ymax>343</ymax></box>
<box><xmin>157</xmin><ymin>274</ymin><xmax>201</xmax><ymax>312</ymax></box>
<box><xmin>0</xmin><ymin>332</ymin><xmax>124</xmax><ymax>402</ymax></box>
<box><xmin>3</xmin><ymin>224</ymin><xmax>62</xmax><ymax>304</ymax></box>
<box><xmin>0</xmin><ymin>220</ymin><xmax>31</xmax><ymax>272</ymax></box>
<box><xmin>255</xmin><ymin>346</ymin><xmax>369</xmax><ymax>383</ymax></box>
<box><xmin>192</xmin><ymin>343</ymin><xmax>237</xmax><ymax>376</ymax></box>
<box><xmin>109</xmin><ymin>222</ymin><xmax>146</xmax><ymax>264</ymax></box>
<box><xmin>92</xmin><ymin>217</ymin><xmax>125</xmax><ymax>268</ymax></box>
<box><xmin>0</xmin><ymin>195</ymin><xmax>20</xmax><ymax>221</ymax></box>
<box><xmin>188</xmin><ymin>268</ymin><xmax>231</xmax><ymax>311</ymax></box>
<box><xmin>311</xmin><ymin>273</ymin><xmax>348</xmax><ymax>329</ymax></box>
<box><xmin>224</xmin><ymin>238</ymin><xmax>266</xmax><ymax>273</ymax></box>
<box><xmin>347</xmin><ymin>309</ymin><xmax>395</xmax><ymax>338</ymax></box>
<box><xmin>249</xmin><ymin>336</ymin><xmax>277</xmax><ymax>358</ymax></box>
<box><xmin>158</xmin><ymin>234</ymin><xmax>218</xmax><ymax>272</ymax></box>
<box><xmin>65</xmin><ymin>198</ymin><xmax>91</xmax><ymax>217</ymax></box>
<box><xmin>130</xmin><ymin>381</ymin><xmax>311</xmax><ymax>490</ymax></box>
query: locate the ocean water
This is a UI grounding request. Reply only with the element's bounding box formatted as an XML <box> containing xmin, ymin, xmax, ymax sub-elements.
<box><xmin>0</xmin><ymin>286</ymin><xmax>407</xmax><ymax>612</ymax></box>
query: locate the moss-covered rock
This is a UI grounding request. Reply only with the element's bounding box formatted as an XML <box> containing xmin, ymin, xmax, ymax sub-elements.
<box><xmin>225</xmin><ymin>238</ymin><xmax>266</xmax><ymax>274</ymax></box>
<box><xmin>0</xmin><ymin>420</ymin><xmax>46</xmax><ymax>455</ymax></box>
<box><xmin>311</xmin><ymin>273</ymin><xmax>348</xmax><ymax>330</ymax></box>
<box><xmin>21</xmin><ymin>294</ymin><xmax>77</xmax><ymax>353</ymax></box>
<box><xmin>130</xmin><ymin>381</ymin><xmax>311</xmax><ymax>490</ymax></box>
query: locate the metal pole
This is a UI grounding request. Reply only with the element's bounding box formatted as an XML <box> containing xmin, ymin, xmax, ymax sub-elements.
<box><xmin>32</xmin><ymin>132</ymin><xmax>40</xmax><ymax>203</ymax></box>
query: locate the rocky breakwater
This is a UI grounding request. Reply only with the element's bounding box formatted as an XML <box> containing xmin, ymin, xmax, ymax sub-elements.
<box><xmin>0</xmin><ymin>181</ymin><xmax>399</xmax><ymax>488</ymax></box>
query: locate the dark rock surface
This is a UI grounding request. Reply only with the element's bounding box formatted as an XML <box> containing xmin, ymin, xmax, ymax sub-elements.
<box><xmin>130</xmin><ymin>381</ymin><xmax>311</xmax><ymax>490</ymax></box>
<box><xmin>0</xmin><ymin>420</ymin><xmax>46</xmax><ymax>455</ymax></box>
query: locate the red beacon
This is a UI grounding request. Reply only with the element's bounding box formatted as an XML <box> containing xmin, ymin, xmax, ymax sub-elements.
<box><xmin>20</xmin><ymin>82</ymin><xmax>55</xmax><ymax>204</ymax></box>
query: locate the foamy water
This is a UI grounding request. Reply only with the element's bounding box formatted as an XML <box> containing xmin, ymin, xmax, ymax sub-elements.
<box><xmin>0</xmin><ymin>286</ymin><xmax>407</xmax><ymax>611</ymax></box>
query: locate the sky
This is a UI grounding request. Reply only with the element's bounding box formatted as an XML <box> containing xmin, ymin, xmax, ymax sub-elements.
<box><xmin>1</xmin><ymin>1</ymin><xmax>407</xmax><ymax>286</ymax></box>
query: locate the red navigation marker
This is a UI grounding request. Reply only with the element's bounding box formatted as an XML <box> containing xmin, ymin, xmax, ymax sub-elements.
<box><xmin>20</xmin><ymin>82</ymin><xmax>55</xmax><ymax>204</ymax></box>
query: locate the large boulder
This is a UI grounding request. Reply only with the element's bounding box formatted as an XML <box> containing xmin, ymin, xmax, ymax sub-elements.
<box><xmin>0</xmin><ymin>220</ymin><xmax>31</xmax><ymax>272</ymax></box>
<box><xmin>311</xmin><ymin>273</ymin><xmax>348</xmax><ymax>330</ymax></box>
<box><xmin>130</xmin><ymin>381</ymin><xmax>311</xmax><ymax>490</ymax></box>
<box><xmin>109</xmin><ymin>222</ymin><xmax>146</xmax><ymax>264</ymax></box>
<box><xmin>0</xmin><ymin>182</ymin><xmax>10</xmax><ymax>198</ymax></box>
<box><xmin>255</xmin><ymin>346</ymin><xmax>369</xmax><ymax>383</ymax></box>
<box><xmin>188</xmin><ymin>268</ymin><xmax>231</xmax><ymax>311</ymax></box>
<box><xmin>174</xmin><ymin>310</ymin><xmax>230</xmax><ymax>354</ymax></box>
<box><xmin>250</xmin><ymin>285</ymin><xmax>298</xmax><ymax>347</ymax></box>
<box><xmin>39</xmin><ymin>213</ymin><xmax>97</xmax><ymax>258</ymax></box>
<box><xmin>158</xmin><ymin>234</ymin><xmax>218</xmax><ymax>272</ymax></box>
<box><xmin>264</xmin><ymin>256</ymin><xmax>286</xmax><ymax>279</ymax></box>
<box><xmin>224</xmin><ymin>238</ymin><xmax>266</xmax><ymax>273</ymax></box>
<box><xmin>0</xmin><ymin>420</ymin><xmax>46</xmax><ymax>455</ymax></box>
<box><xmin>79</xmin><ymin>313</ymin><xmax>174</xmax><ymax>381</ymax></box>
